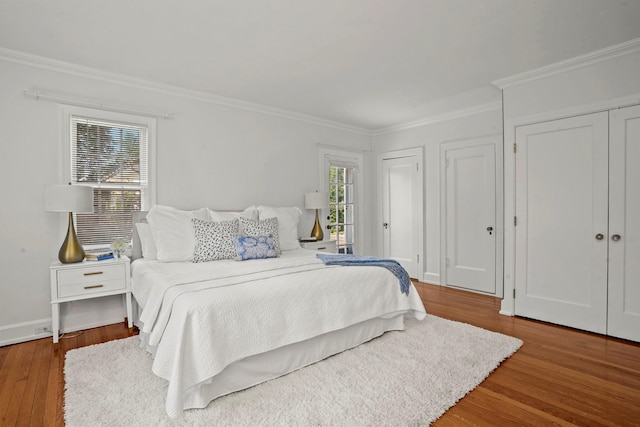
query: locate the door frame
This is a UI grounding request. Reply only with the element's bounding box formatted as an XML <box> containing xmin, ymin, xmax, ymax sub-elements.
<box><xmin>318</xmin><ymin>145</ymin><xmax>365</xmax><ymax>254</ymax></box>
<box><xmin>377</xmin><ymin>147</ymin><xmax>424</xmax><ymax>282</ymax></box>
<box><xmin>440</xmin><ymin>135</ymin><xmax>503</xmax><ymax>297</ymax></box>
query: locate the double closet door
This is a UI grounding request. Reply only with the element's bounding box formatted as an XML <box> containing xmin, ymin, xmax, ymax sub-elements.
<box><xmin>514</xmin><ymin>104</ymin><xmax>640</xmax><ymax>342</ymax></box>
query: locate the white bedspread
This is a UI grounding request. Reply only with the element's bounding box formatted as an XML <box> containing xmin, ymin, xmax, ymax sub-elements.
<box><xmin>131</xmin><ymin>249</ymin><xmax>426</xmax><ymax>418</ymax></box>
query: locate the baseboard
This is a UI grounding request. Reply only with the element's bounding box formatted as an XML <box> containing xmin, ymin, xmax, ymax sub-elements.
<box><xmin>1</xmin><ymin>296</ymin><xmax>128</xmax><ymax>347</ymax></box>
<box><xmin>0</xmin><ymin>318</ymin><xmax>53</xmax><ymax>347</ymax></box>
<box><xmin>423</xmin><ymin>272</ymin><xmax>440</xmax><ymax>285</ymax></box>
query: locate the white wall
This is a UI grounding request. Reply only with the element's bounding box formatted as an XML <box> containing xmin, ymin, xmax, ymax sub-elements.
<box><xmin>499</xmin><ymin>41</ymin><xmax>640</xmax><ymax>315</ymax></box>
<box><xmin>0</xmin><ymin>57</ymin><xmax>371</xmax><ymax>345</ymax></box>
<box><xmin>371</xmin><ymin>109</ymin><xmax>503</xmax><ymax>284</ymax></box>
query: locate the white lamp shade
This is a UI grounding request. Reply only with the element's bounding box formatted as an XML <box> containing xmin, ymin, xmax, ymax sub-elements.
<box><xmin>44</xmin><ymin>184</ymin><xmax>94</xmax><ymax>213</ymax></box>
<box><xmin>305</xmin><ymin>192</ymin><xmax>329</xmax><ymax>209</ymax></box>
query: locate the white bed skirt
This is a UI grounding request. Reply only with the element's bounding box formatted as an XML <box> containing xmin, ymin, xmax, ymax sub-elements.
<box><xmin>181</xmin><ymin>314</ymin><xmax>406</xmax><ymax>412</ymax></box>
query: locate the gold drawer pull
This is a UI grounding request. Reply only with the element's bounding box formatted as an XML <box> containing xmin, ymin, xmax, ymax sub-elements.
<box><xmin>317</xmin><ymin>247</ymin><xmax>326</xmax><ymax>250</ymax></box>
<box><xmin>84</xmin><ymin>284</ymin><xmax>104</xmax><ymax>290</ymax></box>
<box><xmin>84</xmin><ymin>271</ymin><xmax>103</xmax><ymax>276</ymax></box>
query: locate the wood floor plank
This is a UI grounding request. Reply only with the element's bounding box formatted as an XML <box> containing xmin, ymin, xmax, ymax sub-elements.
<box><xmin>3</xmin><ymin>379</ymin><xmax>27</xmax><ymax>427</ymax></box>
<box><xmin>0</xmin><ymin>341</ymin><xmax>36</xmax><ymax>425</ymax></box>
<box><xmin>1</xmin><ymin>283</ymin><xmax>639</xmax><ymax>426</ymax></box>
<box><xmin>0</xmin><ymin>344</ymin><xmax>20</xmax><ymax>421</ymax></box>
<box><xmin>15</xmin><ymin>339</ymin><xmax>47</xmax><ymax>427</ymax></box>
<box><xmin>24</xmin><ymin>340</ymin><xmax>52</xmax><ymax>427</ymax></box>
<box><xmin>40</xmin><ymin>345</ymin><xmax>59</xmax><ymax>427</ymax></box>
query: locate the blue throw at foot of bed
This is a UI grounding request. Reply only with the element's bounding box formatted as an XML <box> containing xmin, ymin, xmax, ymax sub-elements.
<box><xmin>316</xmin><ymin>254</ymin><xmax>411</xmax><ymax>295</ymax></box>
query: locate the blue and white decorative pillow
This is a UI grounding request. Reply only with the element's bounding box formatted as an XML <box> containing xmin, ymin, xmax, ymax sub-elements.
<box><xmin>238</xmin><ymin>217</ymin><xmax>281</xmax><ymax>255</ymax></box>
<box><xmin>234</xmin><ymin>235</ymin><xmax>278</xmax><ymax>261</ymax></box>
<box><xmin>191</xmin><ymin>218</ymin><xmax>239</xmax><ymax>262</ymax></box>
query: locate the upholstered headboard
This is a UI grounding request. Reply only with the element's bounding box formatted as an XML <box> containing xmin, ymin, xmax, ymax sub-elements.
<box><xmin>131</xmin><ymin>211</ymin><xmax>149</xmax><ymax>260</ymax></box>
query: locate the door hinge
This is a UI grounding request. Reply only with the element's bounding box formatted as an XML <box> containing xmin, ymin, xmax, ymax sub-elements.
<box><xmin>445</xmin><ymin>257</ymin><xmax>450</xmax><ymax>267</ymax></box>
<box><xmin>416</xmin><ymin>162</ymin><xmax>419</xmax><ymax>171</ymax></box>
<box><xmin>513</xmin><ymin>143</ymin><xmax>517</xmax><ymax>154</ymax></box>
<box><xmin>416</xmin><ymin>254</ymin><xmax>419</xmax><ymax>263</ymax></box>
<box><xmin>513</xmin><ymin>288</ymin><xmax>516</xmax><ymax>299</ymax></box>
<box><xmin>514</xmin><ymin>216</ymin><xmax>518</xmax><ymax>226</ymax></box>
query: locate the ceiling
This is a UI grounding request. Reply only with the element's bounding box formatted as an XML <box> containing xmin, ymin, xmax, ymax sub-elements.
<box><xmin>2</xmin><ymin>0</ymin><xmax>640</xmax><ymax>132</ymax></box>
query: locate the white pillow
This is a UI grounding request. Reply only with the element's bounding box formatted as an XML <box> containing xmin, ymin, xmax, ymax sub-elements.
<box><xmin>146</xmin><ymin>205</ymin><xmax>210</xmax><ymax>262</ymax></box>
<box><xmin>208</xmin><ymin>206</ymin><xmax>259</xmax><ymax>222</ymax></box>
<box><xmin>135</xmin><ymin>222</ymin><xmax>157</xmax><ymax>260</ymax></box>
<box><xmin>257</xmin><ymin>206</ymin><xmax>302</xmax><ymax>251</ymax></box>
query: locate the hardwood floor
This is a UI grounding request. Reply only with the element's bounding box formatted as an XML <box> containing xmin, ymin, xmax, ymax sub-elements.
<box><xmin>0</xmin><ymin>324</ymin><xmax>136</xmax><ymax>427</ymax></box>
<box><xmin>1</xmin><ymin>282</ymin><xmax>639</xmax><ymax>426</ymax></box>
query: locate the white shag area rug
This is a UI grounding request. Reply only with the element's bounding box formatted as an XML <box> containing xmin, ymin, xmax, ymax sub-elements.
<box><xmin>64</xmin><ymin>315</ymin><xmax>522</xmax><ymax>426</ymax></box>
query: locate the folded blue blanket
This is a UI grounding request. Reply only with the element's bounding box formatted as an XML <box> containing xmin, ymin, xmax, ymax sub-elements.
<box><xmin>316</xmin><ymin>254</ymin><xmax>410</xmax><ymax>295</ymax></box>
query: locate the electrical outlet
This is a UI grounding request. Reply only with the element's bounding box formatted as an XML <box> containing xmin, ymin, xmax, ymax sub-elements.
<box><xmin>34</xmin><ymin>326</ymin><xmax>50</xmax><ymax>334</ymax></box>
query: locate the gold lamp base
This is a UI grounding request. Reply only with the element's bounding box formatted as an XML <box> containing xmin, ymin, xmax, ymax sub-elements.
<box><xmin>310</xmin><ymin>209</ymin><xmax>324</xmax><ymax>241</ymax></box>
<box><xmin>58</xmin><ymin>212</ymin><xmax>85</xmax><ymax>264</ymax></box>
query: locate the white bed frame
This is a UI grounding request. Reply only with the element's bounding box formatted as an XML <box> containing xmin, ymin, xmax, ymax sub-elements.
<box><xmin>130</xmin><ymin>211</ymin><xmax>408</xmax><ymax>414</ymax></box>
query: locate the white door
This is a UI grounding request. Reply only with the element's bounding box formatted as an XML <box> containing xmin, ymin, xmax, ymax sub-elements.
<box><xmin>608</xmin><ymin>104</ymin><xmax>640</xmax><ymax>342</ymax></box>
<box><xmin>382</xmin><ymin>155</ymin><xmax>421</xmax><ymax>278</ymax></box>
<box><xmin>514</xmin><ymin>112</ymin><xmax>609</xmax><ymax>334</ymax></box>
<box><xmin>441</xmin><ymin>142</ymin><xmax>496</xmax><ymax>294</ymax></box>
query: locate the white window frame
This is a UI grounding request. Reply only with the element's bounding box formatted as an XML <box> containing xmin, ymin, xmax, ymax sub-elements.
<box><xmin>318</xmin><ymin>146</ymin><xmax>364</xmax><ymax>254</ymax></box>
<box><xmin>60</xmin><ymin>105</ymin><xmax>157</xmax><ymax>248</ymax></box>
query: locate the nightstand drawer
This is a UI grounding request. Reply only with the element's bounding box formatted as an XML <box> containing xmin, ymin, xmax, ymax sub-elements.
<box><xmin>57</xmin><ymin>263</ymin><xmax>125</xmax><ymax>286</ymax></box>
<box><xmin>58</xmin><ymin>278</ymin><xmax>126</xmax><ymax>298</ymax></box>
<box><xmin>300</xmin><ymin>240</ymin><xmax>337</xmax><ymax>253</ymax></box>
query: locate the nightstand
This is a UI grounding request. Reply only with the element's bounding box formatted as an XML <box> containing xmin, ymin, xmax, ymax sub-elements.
<box><xmin>49</xmin><ymin>255</ymin><xmax>132</xmax><ymax>343</ymax></box>
<box><xmin>300</xmin><ymin>239</ymin><xmax>337</xmax><ymax>253</ymax></box>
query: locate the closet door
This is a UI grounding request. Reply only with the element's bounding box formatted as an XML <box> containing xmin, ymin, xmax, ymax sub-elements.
<box><xmin>608</xmin><ymin>104</ymin><xmax>640</xmax><ymax>342</ymax></box>
<box><xmin>514</xmin><ymin>112</ymin><xmax>609</xmax><ymax>334</ymax></box>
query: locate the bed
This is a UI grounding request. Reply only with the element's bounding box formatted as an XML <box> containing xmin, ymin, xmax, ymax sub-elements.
<box><xmin>130</xmin><ymin>205</ymin><xmax>427</xmax><ymax>418</ymax></box>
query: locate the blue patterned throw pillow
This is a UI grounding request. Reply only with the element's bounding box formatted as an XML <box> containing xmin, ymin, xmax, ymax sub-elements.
<box><xmin>238</xmin><ymin>217</ymin><xmax>281</xmax><ymax>255</ymax></box>
<box><xmin>234</xmin><ymin>235</ymin><xmax>278</xmax><ymax>261</ymax></box>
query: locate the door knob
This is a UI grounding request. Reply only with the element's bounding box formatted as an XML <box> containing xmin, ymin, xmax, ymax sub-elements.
<box><xmin>383</xmin><ymin>222</ymin><xmax>389</xmax><ymax>229</ymax></box>
<box><xmin>595</xmin><ymin>234</ymin><xmax>604</xmax><ymax>240</ymax></box>
<box><xmin>487</xmin><ymin>226</ymin><xmax>493</xmax><ymax>235</ymax></box>
<box><xmin>611</xmin><ymin>234</ymin><xmax>621</xmax><ymax>241</ymax></box>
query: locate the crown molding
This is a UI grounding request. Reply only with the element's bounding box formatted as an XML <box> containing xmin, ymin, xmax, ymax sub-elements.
<box><xmin>0</xmin><ymin>47</ymin><xmax>371</xmax><ymax>136</ymax></box>
<box><xmin>371</xmin><ymin>101</ymin><xmax>502</xmax><ymax>136</ymax></box>
<box><xmin>315</xmin><ymin>141</ymin><xmax>371</xmax><ymax>153</ymax></box>
<box><xmin>493</xmin><ymin>37</ymin><xmax>640</xmax><ymax>89</ymax></box>
<box><xmin>0</xmin><ymin>47</ymin><xmax>511</xmax><ymax>138</ymax></box>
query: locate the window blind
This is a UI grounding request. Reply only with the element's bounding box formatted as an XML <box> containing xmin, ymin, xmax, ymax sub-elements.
<box><xmin>70</xmin><ymin>116</ymin><xmax>149</xmax><ymax>246</ymax></box>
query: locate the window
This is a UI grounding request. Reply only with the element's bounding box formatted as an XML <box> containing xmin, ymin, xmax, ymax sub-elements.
<box><xmin>319</xmin><ymin>147</ymin><xmax>363</xmax><ymax>255</ymax></box>
<box><xmin>63</xmin><ymin>106</ymin><xmax>155</xmax><ymax>247</ymax></box>
<box><xmin>328</xmin><ymin>165</ymin><xmax>356</xmax><ymax>254</ymax></box>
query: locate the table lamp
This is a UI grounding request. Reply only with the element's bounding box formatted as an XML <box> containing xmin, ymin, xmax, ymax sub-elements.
<box><xmin>304</xmin><ymin>191</ymin><xmax>329</xmax><ymax>241</ymax></box>
<box><xmin>45</xmin><ymin>184</ymin><xmax>94</xmax><ymax>263</ymax></box>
